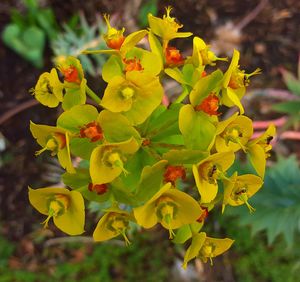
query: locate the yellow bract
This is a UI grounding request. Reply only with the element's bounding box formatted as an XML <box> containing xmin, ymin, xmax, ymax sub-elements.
<box><xmin>193</xmin><ymin>151</ymin><xmax>235</xmax><ymax>203</ymax></box>
<box><xmin>28</xmin><ymin>187</ymin><xmax>85</xmax><ymax>235</ymax></box>
<box><xmin>133</xmin><ymin>183</ymin><xmax>201</xmax><ymax>238</ymax></box>
<box><xmin>183</xmin><ymin>232</ymin><xmax>234</xmax><ymax>268</ymax></box>
<box><xmin>222</xmin><ymin>173</ymin><xmax>263</xmax><ymax>213</ymax></box>
<box><xmin>31</xmin><ymin>68</ymin><xmax>63</xmax><ymax>108</ymax></box>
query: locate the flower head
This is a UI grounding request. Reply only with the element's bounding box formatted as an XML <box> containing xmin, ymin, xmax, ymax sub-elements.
<box><xmin>165</xmin><ymin>46</ymin><xmax>184</xmax><ymax>66</ymax></box>
<box><xmin>30</xmin><ymin>122</ymin><xmax>74</xmax><ymax>173</ymax></box>
<box><xmin>183</xmin><ymin>232</ymin><xmax>234</xmax><ymax>268</ymax></box>
<box><xmin>30</xmin><ymin>68</ymin><xmax>63</xmax><ymax>108</ymax></box>
<box><xmin>194</xmin><ymin>93</ymin><xmax>220</xmax><ymax>116</ymax></box>
<box><xmin>134</xmin><ymin>183</ymin><xmax>201</xmax><ymax>239</ymax></box>
<box><xmin>103</xmin><ymin>14</ymin><xmax>125</xmax><ymax>50</ymax></box>
<box><xmin>93</xmin><ymin>207</ymin><xmax>132</xmax><ymax>245</ymax></box>
<box><xmin>148</xmin><ymin>6</ymin><xmax>192</xmax><ymax>42</ymax></box>
<box><xmin>215</xmin><ymin>113</ymin><xmax>253</xmax><ymax>153</ymax></box>
<box><xmin>246</xmin><ymin>124</ymin><xmax>276</xmax><ymax>178</ymax></box>
<box><xmin>222</xmin><ymin>173</ymin><xmax>263</xmax><ymax>213</ymax></box>
<box><xmin>193</xmin><ymin>151</ymin><xmax>235</xmax><ymax>203</ymax></box>
<box><xmin>28</xmin><ymin>187</ymin><xmax>85</xmax><ymax>235</ymax></box>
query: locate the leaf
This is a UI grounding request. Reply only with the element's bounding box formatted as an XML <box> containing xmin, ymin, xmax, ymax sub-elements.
<box><xmin>272</xmin><ymin>101</ymin><xmax>300</xmax><ymax>115</ymax></box>
<box><xmin>179</xmin><ymin>105</ymin><xmax>216</xmax><ymax>150</ymax></box>
<box><xmin>280</xmin><ymin>68</ymin><xmax>300</xmax><ymax>96</ymax></box>
<box><xmin>163</xmin><ymin>149</ymin><xmax>208</xmax><ymax>165</ymax></box>
<box><xmin>138</xmin><ymin>0</ymin><xmax>158</xmax><ymax>27</ymax></box>
<box><xmin>228</xmin><ymin>155</ymin><xmax>300</xmax><ymax>249</ymax></box>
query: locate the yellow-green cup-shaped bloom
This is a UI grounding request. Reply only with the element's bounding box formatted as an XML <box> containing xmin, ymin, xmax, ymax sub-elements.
<box><xmin>90</xmin><ymin>137</ymin><xmax>140</xmax><ymax>184</ymax></box>
<box><xmin>30</xmin><ymin>122</ymin><xmax>75</xmax><ymax>173</ymax></box>
<box><xmin>222</xmin><ymin>49</ymin><xmax>261</xmax><ymax>114</ymax></box>
<box><xmin>189</xmin><ymin>37</ymin><xmax>227</xmax><ymax>67</ymax></box>
<box><xmin>183</xmin><ymin>232</ymin><xmax>234</xmax><ymax>268</ymax></box>
<box><xmin>93</xmin><ymin>208</ymin><xmax>132</xmax><ymax>245</ymax></box>
<box><xmin>247</xmin><ymin>124</ymin><xmax>276</xmax><ymax>178</ymax></box>
<box><xmin>215</xmin><ymin>113</ymin><xmax>253</xmax><ymax>153</ymax></box>
<box><xmin>193</xmin><ymin>151</ymin><xmax>235</xmax><ymax>203</ymax></box>
<box><xmin>223</xmin><ymin>173</ymin><xmax>263</xmax><ymax>213</ymax></box>
<box><xmin>31</xmin><ymin>68</ymin><xmax>63</xmax><ymax>108</ymax></box>
<box><xmin>28</xmin><ymin>187</ymin><xmax>85</xmax><ymax>235</ymax></box>
<box><xmin>101</xmin><ymin>71</ymin><xmax>163</xmax><ymax>125</ymax></box>
<box><xmin>148</xmin><ymin>7</ymin><xmax>192</xmax><ymax>42</ymax></box>
<box><xmin>133</xmin><ymin>183</ymin><xmax>201</xmax><ymax>238</ymax></box>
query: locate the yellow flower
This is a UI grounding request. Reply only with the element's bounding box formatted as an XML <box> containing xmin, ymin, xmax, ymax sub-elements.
<box><xmin>188</xmin><ymin>36</ymin><xmax>227</xmax><ymax>67</ymax></box>
<box><xmin>30</xmin><ymin>121</ymin><xmax>74</xmax><ymax>173</ymax></box>
<box><xmin>247</xmin><ymin>124</ymin><xmax>276</xmax><ymax>178</ymax></box>
<box><xmin>103</xmin><ymin>14</ymin><xmax>126</xmax><ymax>50</ymax></box>
<box><xmin>30</xmin><ymin>68</ymin><xmax>63</xmax><ymax>108</ymax></box>
<box><xmin>93</xmin><ymin>207</ymin><xmax>132</xmax><ymax>245</ymax></box>
<box><xmin>222</xmin><ymin>173</ymin><xmax>263</xmax><ymax>213</ymax></box>
<box><xmin>28</xmin><ymin>187</ymin><xmax>85</xmax><ymax>235</ymax></box>
<box><xmin>222</xmin><ymin>49</ymin><xmax>261</xmax><ymax>114</ymax></box>
<box><xmin>193</xmin><ymin>151</ymin><xmax>235</xmax><ymax>203</ymax></box>
<box><xmin>183</xmin><ymin>232</ymin><xmax>234</xmax><ymax>268</ymax></box>
<box><xmin>90</xmin><ymin>137</ymin><xmax>140</xmax><ymax>184</ymax></box>
<box><xmin>215</xmin><ymin>113</ymin><xmax>253</xmax><ymax>153</ymax></box>
<box><xmin>101</xmin><ymin>71</ymin><xmax>163</xmax><ymax>125</ymax></box>
<box><xmin>133</xmin><ymin>183</ymin><xmax>201</xmax><ymax>239</ymax></box>
<box><xmin>148</xmin><ymin>6</ymin><xmax>192</xmax><ymax>46</ymax></box>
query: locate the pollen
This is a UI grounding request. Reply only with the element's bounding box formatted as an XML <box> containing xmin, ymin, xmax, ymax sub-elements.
<box><xmin>195</xmin><ymin>94</ymin><xmax>220</xmax><ymax>116</ymax></box>
<box><xmin>80</xmin><ymin>121</ymin><xmax>103</xmax><ymax>142</ymax></box>
<box><xmin>60</xmin><ymin>65</ymin><xmax>81</xmax><ymax>84</ymax></box>
<box><xmin>123</xmin><ymin>57</ymin><xmax>144</xmax><ymax>72</ymax></box>
<box><xmin>88</xmin><ymin>183</ymin><xmax>108</xmax><ymax>195</ymax></box>
<box><xmin>163</xmin><ymin>165</ymin><xmax>186</xmax><ymax>185</ymax></box>
<box><xmin>165</xmin><ymin>46</ymin><xmax>184</xmax><ymax>66</ymax></box>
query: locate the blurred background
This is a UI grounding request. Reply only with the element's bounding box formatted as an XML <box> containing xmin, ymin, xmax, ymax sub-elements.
<box><xmin>0</xmin><ymin>0</ymin><xmax>300</xmax><ymax>281</ymax></box>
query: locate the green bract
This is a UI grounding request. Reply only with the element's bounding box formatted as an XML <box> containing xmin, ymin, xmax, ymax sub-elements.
<box><xmin>28</xmin><ymin>7</ymin><xmax>271</xmax><ymax>269</ymax></box>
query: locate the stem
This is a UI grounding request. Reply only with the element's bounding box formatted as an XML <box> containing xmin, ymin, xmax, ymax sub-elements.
<box><xmin>86</xmin><ymin>85</ymin><xmax>101</xmax><ymax>104</ymax></box>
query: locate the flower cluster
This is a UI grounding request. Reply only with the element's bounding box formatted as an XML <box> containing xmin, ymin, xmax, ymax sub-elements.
<box><xmin>28</xmin><ymin>7</ymin><xmax>275</xmax><ymax>268</ymax></box>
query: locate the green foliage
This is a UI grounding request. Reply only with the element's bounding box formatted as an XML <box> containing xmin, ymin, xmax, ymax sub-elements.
<box><xmin>2</xmin><ymin>0</ymin><xmax>59</xmax><ymax>68</ymax></box>
<box><xmin>272</xmin><ymin>64</ymin><xmax>300</xmax><ymax>126</ymax></box>
<box><xmin>138</xmin><ymin>0</ymin><xmax>158</xmax><ymax>27</ymax></box>
<box><xmin>227</xmin><ymin>155</ymin><xmax>300</xmax><ymax>249</ymax></box>
<box><xmin>224</xmin><ymin>221</ymin><xmax>300</xmax><ymax>282</ymax></box>
<box><xmin>51</xmin><ymin>14</ymin><xmax>107</xmax><ymax>76</ymax></box>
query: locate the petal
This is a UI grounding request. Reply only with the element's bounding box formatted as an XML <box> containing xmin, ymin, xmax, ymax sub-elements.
<box><xmin>54</xmin><ymin>190</ymin><xmax>85</xmax><ymax>235</ymax></box>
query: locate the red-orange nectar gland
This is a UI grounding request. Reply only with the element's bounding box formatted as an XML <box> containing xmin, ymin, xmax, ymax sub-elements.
<box><xmin>107</xmin><ymin>36</ymin><xmax>125</xmax><ymax>50</ymax></box>
<box><xmin>195</xmin><ymin>94</ymin><xmax>220</xmax><ymax>116</ymax></box>
<box><xmin>80</xmin><ymin>121</ymin><xmax>103</xmax><ymax>142</ymax></box>
<box><xmin>165</xmin><ymin>46</ymin><xmax>184</xmax><ymax>66</ymax></box>
<box><xmin>164</xmin><ymin>165</ymin><xmax>186</xmax><ymax>185</ymax></box>
<box><xmin>88</xmin><ymin>183</ymin><xmax>108</xmax><ymax>195</ymax></box>
<box><xmin>61</xmin><ymin>65</ymin><xmax>81</xmax><ymax>84</ymax></box>
<box><xmin>197</xmin><ymin>207</ymin><xmax>209</xmax><ymax>223</ymax></box>
<box><xmin>123</xmin><ymin>57</ymin><xmax>144</xmax><ymax>72</ymax></box>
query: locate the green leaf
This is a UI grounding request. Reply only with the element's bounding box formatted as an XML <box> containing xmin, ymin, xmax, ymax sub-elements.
<box><xmin>102</xmin><ymin>55</ymin><xmax>123</xmax><ymax>82</ymax></box>
<box><xmin>62</xmin><ymin>168</ymin><xmax>90</xmax><ymax>189</ymax></box>
<box><xmin>134</xmin><ymin>160</ymin><xmax>167</xmax><ymax>204</ymax></box>
<box><xmin>179</xmin><ymin>105</ymin><xmax>216</xmax><ymax>150</ymax></box>
<box><xmin>281</xmin><ymin>68</ymin><xmax>300</xmax><ymax>96</ymax></box>
<box><xmin>272</xmin><ymin>101</ymin><xmax>300</xmax><ymax>115</ymax></box>
<box><xmin>138</xmin><ymin>0</ymin><xmax>158</xmax><ymax>27</ymax></box>
<box><xmin>228</xmin><ymin>155</ymin><xmax>300</xmax><ymax>249</ymax></box>
<box><xmin>163</xmin><ymin>149</ymin><xmax>208</xmax><ymax>165</ymax></box>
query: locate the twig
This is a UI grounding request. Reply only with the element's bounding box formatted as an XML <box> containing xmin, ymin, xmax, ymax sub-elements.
<box><xmin>252</xmin><ymin>116</ymin><xmax>288</xmax><ymax>129</ymax></box>
<box><xmin>0</xmin><ymin>99</ymin><xmax>39</xmax><ymax>125</ymax></box>
<box><xmin>236</xmin><ymin>0</ymin><xmax>269</xmax><ymax>31</ymax></box>
<box><xmin>44</xmin><ymin>236</ymin><xmax>125</xmax><ymax>247</ymax></box>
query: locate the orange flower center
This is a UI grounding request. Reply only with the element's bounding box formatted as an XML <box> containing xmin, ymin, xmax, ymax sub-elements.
<box><xmin>88</xmin><ymin>183</ymin><xmax>108</xmax><ymax>195</ymax></box>
<box><xmin>107</xmin><ymin>36</ymin><xmax>125</xmax><ymax>50</ymax></box>
<box><xmin>165</xmin><ymin>46</ymin><xmax>184</xmax><ymax>66</ymax></box>
<box><xmin>123</xmin><ymin>57</ymin><xmax>144</xmax><ymax>72</ymax></box>
<box><xmin>195</xmin><ymin>94</ymin><xmax>220</xmax><ymax>116</ymax></box>
<box><xmin>80</xmin><ymin>121</ymin><xmax>103</xmax><ymax>142</ymax></box>
<box><xmin>61</xmin><ymin>65</ymin><xmax>81</xmax><ymax>84</ymax></box>
<box><xmin>54</xmin><ymin>132</ymin><xmax>67</xmax><ymax>149</ymax></box>
<box><xmin>163</xmin><ymin>165</ymin><xmax>186</xmax><ymax>185</ymax></box>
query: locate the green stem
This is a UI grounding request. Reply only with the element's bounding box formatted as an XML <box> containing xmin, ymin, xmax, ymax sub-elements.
<box><xmin>86</xmin><ymin>85</ymin><xmax>101</xmax><ymax>104</ymax></box>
